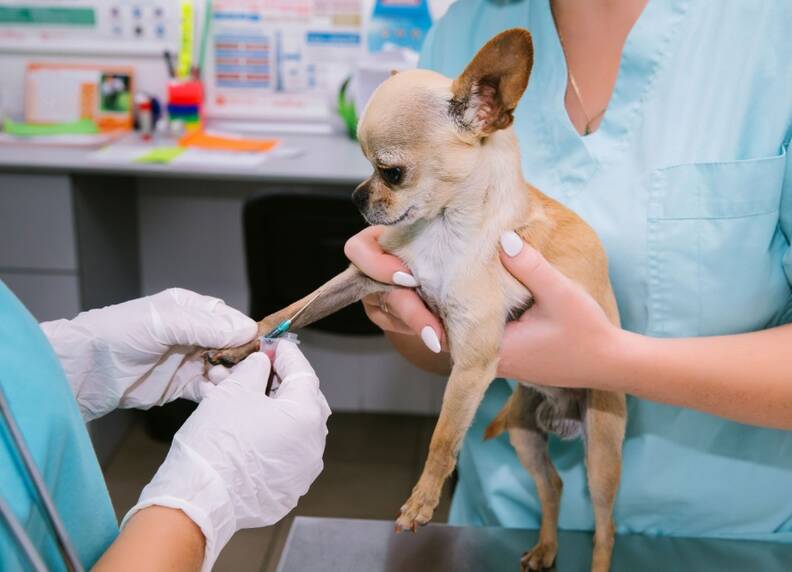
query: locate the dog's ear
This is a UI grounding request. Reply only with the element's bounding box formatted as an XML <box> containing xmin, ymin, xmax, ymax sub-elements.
<box><xmin>449</xmin><ymin>29</ymin><xmax>533</xmax><ymax>137</ymax></box>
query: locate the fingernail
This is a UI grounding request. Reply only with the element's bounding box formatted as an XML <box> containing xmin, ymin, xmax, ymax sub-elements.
<box><xmin>500</xmin><ymin>231</ymin><xmax>524</xmax><ymax>257</ymax></box>
<box><xmin>393</xmin><ymin>271</ymin><xmax>418</xmax><ymax>287</ymax></box>
<box><xmin>421</xmin><ymin>326</ymin><xmax>442</xmax><ymax>354</ymax></box>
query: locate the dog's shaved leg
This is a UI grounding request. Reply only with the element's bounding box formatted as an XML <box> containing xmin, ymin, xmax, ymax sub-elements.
<box><xmin>206</xmin><ymin>265</ymin><xmax>388</xmax><ymax>366</ymax></box>
<box><xmin>585</xmin><ymin>389</ymin><xmax>626</xmax><ymax>572</ymax></box>
<box><xmin>507</xmin><ymin>387</ymin><xmax>562</xmax><ymax>571</ymax></box>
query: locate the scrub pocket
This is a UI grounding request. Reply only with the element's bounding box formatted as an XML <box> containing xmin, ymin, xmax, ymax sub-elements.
<box><xmin>646</xmin><ymin>148</ymin><xmax>788</xmax><ymax>337</ymax></box>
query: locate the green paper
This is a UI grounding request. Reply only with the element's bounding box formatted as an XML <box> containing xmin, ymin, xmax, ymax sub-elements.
<box><xmin>135</xmin><ymin>147</ymin><xmax>185</xmax><ymax>164</ymax></box>
<box><xmin>3</xmin><ymin>118</ymin><xmax>98</xmax><ymax>136</ymax></box>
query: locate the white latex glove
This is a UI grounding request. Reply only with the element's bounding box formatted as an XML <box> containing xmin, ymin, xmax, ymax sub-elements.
<box><xmin>123</xmin><ymin>342</ymin><xmax>330</xmax><ymax>571</ymax></box>
<box><xmin>40</xmin><ymin>288</ymin><xmax>257</xmax><ymax>421</ymax></box>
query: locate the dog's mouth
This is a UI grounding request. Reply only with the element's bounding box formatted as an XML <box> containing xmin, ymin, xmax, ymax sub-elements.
<box><xmin>366</xmin><ymin>206</ymin><xmax>416</xmax><ymax>226</ymax></box>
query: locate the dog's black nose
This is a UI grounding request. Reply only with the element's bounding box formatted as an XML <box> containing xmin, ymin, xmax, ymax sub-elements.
<box><xmin>351</xmin><ymin>186</ymin><xmax>370</xmax><ymax>211</ymax></box>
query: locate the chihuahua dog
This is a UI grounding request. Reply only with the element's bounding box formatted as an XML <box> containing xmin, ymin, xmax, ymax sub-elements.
<box><xmin>208</xmin><ymin>29</ymin><xmax>626</xmax><ymax>572</ymax></box>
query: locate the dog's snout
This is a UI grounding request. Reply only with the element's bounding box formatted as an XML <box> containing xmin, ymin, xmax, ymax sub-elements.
<box><xmin>351</xmin><ymin>185</ymin><xmax>370</xmax><ymax>211</ymax></box>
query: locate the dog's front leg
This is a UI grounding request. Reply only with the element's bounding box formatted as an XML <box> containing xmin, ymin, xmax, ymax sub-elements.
<box><xmin>206</xmin><ymin>265</ymin><xmax>388</xmax><ymax>366</ymax></box>
<box><xmin>396</xmin><ymin>314</ymin><xmax>502</xmax><ymax>532</ymax></box>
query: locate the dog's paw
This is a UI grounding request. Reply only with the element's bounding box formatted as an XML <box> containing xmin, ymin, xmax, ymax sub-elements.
<box><xmin>394</xmin><ymin>489</ymin><xmax>437</xmax><ymax>533</ymax></box>
<box><xmin>204</xmin><ymin>341</ymin><xmax>259</xmax><ymax>368</ymax></box>
<box><xmin>204</xmin><ymin>349</ymin><xmax>239</xmax><ymax>367</ymax></box>
<box><xmin>520</xmin><ymin>541</ymin><xmax>557</xmax><ymax>571</ymax></box>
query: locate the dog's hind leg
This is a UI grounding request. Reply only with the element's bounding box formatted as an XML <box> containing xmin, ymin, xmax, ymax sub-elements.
<box><xmin>206</xmin><ymin>265</ymin><xmax>388</xmax><ymax>366</ymax></box>
<box><xmin>585</xmin><ymin>389</ymin><xmax>626</xmax><ymax>572</ymax></box>
<box><xmin>507</xmin><ymin>387</ymin><xmax>563</xmax><ymax>571</ymax></box>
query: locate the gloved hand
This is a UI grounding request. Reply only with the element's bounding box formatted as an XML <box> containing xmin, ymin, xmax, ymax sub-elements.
<box><xmin>40</xmin><ymin>288</ymin><xmax>258</xmax><ymax>421</ymax></box>
<box><xmin>123</xmin><ymin>342</ymin><xmax>330</xmax><ymax>572</ymax></box>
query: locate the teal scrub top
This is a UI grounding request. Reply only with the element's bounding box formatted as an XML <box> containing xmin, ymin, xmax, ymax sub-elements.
<box><xmin>420</xmin><ymin>0</ymin><xmax>792</xmax><ymax>539</ymax></box>
<box><xmin>0</xmin><ymin>282</ymin><xmax>118</xmax><ymax>570</ymax></box>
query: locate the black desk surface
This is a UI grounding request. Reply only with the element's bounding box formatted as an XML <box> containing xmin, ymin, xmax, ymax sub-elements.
<box><xmin>276</xmin><ymin>516</ymin><xmax>792</xmax><ymax>572</ymax></box>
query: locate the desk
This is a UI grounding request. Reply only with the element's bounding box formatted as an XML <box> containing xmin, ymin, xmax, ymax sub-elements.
<box><xmin>276</xmin><ymin>517</ymin><xmax>792</xmax><ymax>572</ymax></box>
<box><xmin>0</xmin><ymin>132</ymin><xmax>371</xmax><ymax>319</ymax></box>
<box><xmin>0</xmin><ymin>133</ymin><xmax>371</xmax><ymax>185</ymax></box>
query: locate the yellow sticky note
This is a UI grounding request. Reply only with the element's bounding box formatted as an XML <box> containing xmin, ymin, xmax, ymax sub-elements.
<box><xmin>135</xmin><ymin>147</ymin><xmax>185</xmax><ymax>164</ymax></box>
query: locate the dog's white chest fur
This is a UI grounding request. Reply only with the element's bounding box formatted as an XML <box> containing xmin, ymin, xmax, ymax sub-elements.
<box><xmin>396</xmin><ymin>217</ymin><xmax>471</xmax><ymax>314</ymax></box>
<box><xmin>390</xmin><ymin>213</ymin><xmax>529</xmax><ymax>322</ymax></box>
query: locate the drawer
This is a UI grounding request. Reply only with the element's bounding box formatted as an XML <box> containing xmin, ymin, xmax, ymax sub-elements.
<box><xmin>0</xmin><ymin>174</ymin><xmax>78</xmax><ymax>270</ymax></box>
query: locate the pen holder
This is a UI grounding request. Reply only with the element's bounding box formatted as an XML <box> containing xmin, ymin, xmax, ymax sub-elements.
<box><xmin>167</xmin><ymin>80</ymin><xmax>203</xmax><ymax>133</ymax></box>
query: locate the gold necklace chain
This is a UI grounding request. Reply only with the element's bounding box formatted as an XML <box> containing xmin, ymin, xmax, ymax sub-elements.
<box><xmin>557</xmin><ymin>30</ymin><xmax>607</xmax><ymax>136</ymax></box>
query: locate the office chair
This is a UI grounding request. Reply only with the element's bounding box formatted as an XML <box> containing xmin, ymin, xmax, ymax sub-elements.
<box><xmin>243</xmin><ymin>189</ymin><xmax>382</xmax><ymax>335</ymax></box>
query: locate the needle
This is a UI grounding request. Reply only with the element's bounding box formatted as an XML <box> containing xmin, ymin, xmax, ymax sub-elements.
<box><xmin>263</xmin><ymin>289</ymin><xmax>325</xmax><ymax>339</ymax></box>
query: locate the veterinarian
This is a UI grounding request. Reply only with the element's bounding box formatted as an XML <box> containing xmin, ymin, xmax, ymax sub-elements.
<box><xmin>344</xmin><ymin>0</ymin><xmax>792</xmax><ymax>540</ymax></box>
<box><xmin>0</xmin><ymin>284</ymin><xmax>330</xmax><ymax>571</ymax></box>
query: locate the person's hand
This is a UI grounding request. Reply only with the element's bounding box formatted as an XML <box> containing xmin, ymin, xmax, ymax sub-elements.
<box><xmin>123</xmin><ymin>342</ymin><xmax>330</xmax><ymax>572</ymax></box>
<box><xmin>40</xmin><ymin>288</ymin><xmax>257</xmax><ymax>421</ymax></box>
<box><xmin>344</xmin><ymin>226</ymin><xmax>446</xmax><ymax>353</ymax></box>
<box><xmin>497</xmin><ymin>231</ymin><xmax>621</xmax><ymax>388</ymax></box>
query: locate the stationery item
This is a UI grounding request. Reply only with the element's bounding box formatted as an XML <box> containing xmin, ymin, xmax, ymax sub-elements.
<box><xmin>167</xmin><ymin>79</ymin><xmax>203</xmax><ymax>131</ymax></box>
<box><xmin>197</xmin><ymin>0</ymin><xmax>212</xmax><ymax>77</ymax></box>
<box><xmin>170</xmin><ymin>148</ymin><xmax>268</xmax><ymax>169</ymax></box>
<box><xmin>25</xmin><ymin>63</ymin><xmax>134</xmax><ymax>131</ymax></box>
<box><xmin>3</xmin><ymin>119</ymin><xmax>98</xmax><ymax>137</ymax></box>
<box><xmin>91</xmin><ymin>145</ymin><xmax>153</xmax><ymax>162</ymax></box>
<box><xmin>164</xmin><ymin>50</ymin><xmax>176</xmax><ymax>79</ymax></box>
<box><xmin>168</xmin><ymin>81</ymin><xmax>204</xmax><ymax>105</ymax></box>
<box><xmin>135</xmin><ymin>147</ymin><xmax>185</xmax><ymax>164</ymax></box>
<box><xmin>0</xmin><ymin>132</ymin><xmax>118</xmax><ymax>149</ymax></box>
<box><xmin>179</xmin><ymin>130</ymin><xmax>279</xmax><ymax>153</ymax></box>
<box><xmin>134</xmin><ymin>94</ymin><xmax>154</xmax><ymax>140</ymax></box>
<box><xmin>179</xmin><ymin>0</ymin><xmax>195</xmax><ymax>78</ymax></box>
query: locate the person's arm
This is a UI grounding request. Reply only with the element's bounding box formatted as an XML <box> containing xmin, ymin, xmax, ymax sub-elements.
<box><xmin>496</xmin><ymin>231</ymin><xmax>792</xmax><ymax>430</ymax></box>
<box><xmin>384</xmin><ymin>331</ymin><xmax>452</xmax><ymax>375</ymax></box>
<box><xmin>97</xmin><ymin>344</ymin><xmax>330</xmax><ymax>571</ymax></box>
<box><xmin>93</xmin><ymin>507</ymin><xmax>205</xmax><ymax>572</ymax></box>
<box><xmin>606</xmin><ymin>326</ymin><xmax>792</xmax><ymax>429</ymax></box>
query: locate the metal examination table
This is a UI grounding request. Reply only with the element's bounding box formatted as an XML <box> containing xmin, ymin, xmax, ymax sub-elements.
<box><xmin>276</xmin><ymin>517</ymin><xmax>792</xmax><ymax>572</ymax></box>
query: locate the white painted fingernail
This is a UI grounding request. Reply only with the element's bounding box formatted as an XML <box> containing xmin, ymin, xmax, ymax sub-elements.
<box><xmin>393</xmin><ymin>271</ymin><xmax>418</xmax><ymax>287</ymax></box>
<box><xmin>500</xmin><ymin>231</ymin><xmax>524</xmax><ymax>257</ymax></box>
<box><xmin>421</xmin><ymin>326</ymin><xmax>442</xmax><ymax>354</ymax></box>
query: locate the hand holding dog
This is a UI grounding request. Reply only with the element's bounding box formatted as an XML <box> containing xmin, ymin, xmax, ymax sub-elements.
<box><xmin>497</xmin><ymin>231</ymin><xmax>622</xmax><ymax>389</ymax></box>
<box><xmin>344</xmin><ymin>226</ymin><xmax>447</xmax><ymax>353</ymax></box>
<box><xmin>347</xmin><ymin>226</ymin><xmax>623</xmax><ymax>389</ymax></box>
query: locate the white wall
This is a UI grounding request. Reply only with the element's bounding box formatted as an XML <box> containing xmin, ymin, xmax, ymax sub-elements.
<box><xmin>0</xmin><ymin>0</ymin><xmax>458</xmax><ymax>119</ymax></box>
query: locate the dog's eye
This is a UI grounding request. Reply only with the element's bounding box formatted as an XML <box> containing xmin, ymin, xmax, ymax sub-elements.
<box><xmin>380</xmin><ymin>166</ymin><xmax>404</xmax><ymax>185</ymax></box>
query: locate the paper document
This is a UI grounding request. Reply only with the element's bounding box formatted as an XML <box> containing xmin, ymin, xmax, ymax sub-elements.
<box><xmin>170</xmin><ymin>148</ymin><xmax>269</xmax><ymax>168</ymax></box>
<box><xmin>204</xmin><ymin>0</ymin><xmax>363</xmax><ymax>124</ymax></box>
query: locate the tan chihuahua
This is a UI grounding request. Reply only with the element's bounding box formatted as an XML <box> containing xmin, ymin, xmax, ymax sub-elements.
<box><xmin>208</xmin><ymin>29</ymin><xmax>626</xmax><ymax>572</ymax></box>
